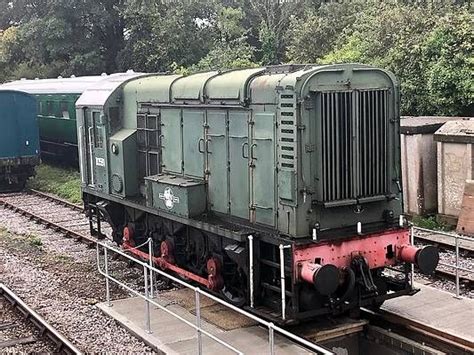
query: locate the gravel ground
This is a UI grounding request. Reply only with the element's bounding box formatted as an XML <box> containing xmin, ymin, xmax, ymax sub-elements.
<box><xmin>0</xmin><ymin>208</ymin><xmax>158</xmax><ymax>353</ymax></box>
<box><xmin>414</xmin><ymin>247</ymin><xmax>474</xmax><ymax>298</ymax></box>
<box><xmin>0</xmin><ymin>296</ymin><xmax>57</xmax><ymax>353</ymax></box>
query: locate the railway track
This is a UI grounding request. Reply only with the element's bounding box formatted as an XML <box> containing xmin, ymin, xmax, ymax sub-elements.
<box><xmin>414</xmin><ymin>228</ymin><xmax>474</xmax><ymax>254</ymax></box>
<box><xmin>361</xmin><ymin>307</ymin><xmax>474</xmax><ymax>354</ymax></box>
<box><xmin>0</xmin><ymin>190</ymin><xmax>101</xmax><ymax>247</ymax></box>
<box><xmin>0</xmin><ymin>190</ymin><xmax>472</xmax><ymax>353</ymax></box>
<box><xmin>2</xmin><ymin>190</ymin><xmax>472</xmax><ymax>285</ymax></box>
<box><xmin>0</xmin><ymin>283</ymin><xmax>81</xmax><ymax>354</ymax></box>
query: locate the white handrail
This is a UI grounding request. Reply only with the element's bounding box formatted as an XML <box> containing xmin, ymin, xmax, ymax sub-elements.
<box><xmin>96</xmin><ymin>241</ymin><xmax>334</xmax><ymax>355</ymax></box>
<box><xmin>411</xmin><ymin>225</ymin><xmax>473</xmax><ymax>299</ymax></box>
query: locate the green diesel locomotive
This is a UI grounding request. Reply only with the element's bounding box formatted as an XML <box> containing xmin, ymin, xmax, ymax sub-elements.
<box><xmin>76</xmin><ymin>64</ymin><xmax>439</xmax><ymax>322</ymax></box>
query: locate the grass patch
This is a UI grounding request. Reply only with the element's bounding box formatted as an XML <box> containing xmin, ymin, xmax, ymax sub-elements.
<box><xmin>28</xmin><ymin>163</ymin><xmax>82</xmax><ymax>204</ymax></box>
<box><xmin>26</xmin><ymin>233</ymin><xmax>43</xmax><ymax>247</ymax></box>
<box><xmin>411</xmin><ymin>215</ymin><xmax>451</xmax><ymax>231</ymax></box>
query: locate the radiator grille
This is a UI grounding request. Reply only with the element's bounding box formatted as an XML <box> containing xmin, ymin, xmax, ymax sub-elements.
<box><xmin>320</xmin><ymin>89</ymin><xmax>389</xmax><ymax>202</ymax></box>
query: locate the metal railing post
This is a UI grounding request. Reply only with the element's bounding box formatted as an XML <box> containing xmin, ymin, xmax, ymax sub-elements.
<box><xmin>144</xmin><ymin>266</ymin><xmax>152</xmax><ymax>334</ymax></box>
<box><xmin>268</xmin><ymin>322</ymin><xmax>275</xmax><ymax>355</ymax></box>
<box><xmin>248</xmin><ymin>235</ymin><xmax>254</xmax><ymax>308</ymax></box>
<box><xmin>104</xmin><ymin>247</ymin><xmax>111</xmax><ymax>307</ymax></box>
<box><xmin>148</xmin><ymin>238</ymin><xmax>154</xmax><ymax>299</ymax></box>
<box><xmin>195</xmin><ymin>288</ymin><xmax>203</xmax><ymax>355</ymax></box>
<box><xmin>95</xmin><ymin>241</ymin><xmax>334</xmax><ymax>355</ymax></box>
<box><xmin>410</xmin><ymin>226</ymin><xmax>415</xmax><ymax>287</ymax></box>
<box><xmin>455</xmin><ymin>236</ymin><xmax>461</xmax><ymax>299</ymax></box>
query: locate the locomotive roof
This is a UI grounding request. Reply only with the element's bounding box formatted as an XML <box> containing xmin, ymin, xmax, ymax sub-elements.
<box><xmin>75</xmin><ymin>64</ymin><xmax>396</xmax><ymax>111</ymax></box>
<box><xmin>0</xmin><ymin>72</ymin><xmax>140</xmax><ymax>95</ymax></box>
<box><xmin>75</xmin><ymin>72</ymin><xmax>150</xmax><ymax>107</ymax></box>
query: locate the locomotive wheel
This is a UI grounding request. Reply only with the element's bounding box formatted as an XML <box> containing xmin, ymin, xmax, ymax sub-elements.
<box><xmin>220</xmin><ymin>268</ymin><xmax>246</xmax><ymax>306</ymax></box>
<box><xmin>220</xmin><ymin>285</ymin><xmax>246</xmax><ymax>307</ymax></box>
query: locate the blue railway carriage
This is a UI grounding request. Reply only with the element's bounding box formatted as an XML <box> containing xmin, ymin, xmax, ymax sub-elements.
<box><xmin>0</xmin><ymin>90</ymin><xmax>40</xmax><ymax>191</ymax></box>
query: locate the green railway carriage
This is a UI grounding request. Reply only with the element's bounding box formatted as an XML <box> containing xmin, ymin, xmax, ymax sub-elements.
<box><xmin>77</xmin><ymin>64</ymin><xmax>438</xmax><ymax>322</ymax></box>
<box><xmin>0</xmin><ymin>73</ymin><xmax>139</xmax><ymax>163</ymax></box>
<box><xmin>0</xmin><ymin>90</ymin><xmax>40</xmax><ymax>190</ymax></box>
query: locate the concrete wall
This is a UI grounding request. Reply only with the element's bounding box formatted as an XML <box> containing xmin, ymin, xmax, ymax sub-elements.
<box><xmin>437</xmin><ymin>142</ymin><xmax>474</xmax><ymax>219</ymax></box>
<box><xmin>401</xmin><ymin>133</ymin><xmax>438</xmax><ymax>215</ymax></box>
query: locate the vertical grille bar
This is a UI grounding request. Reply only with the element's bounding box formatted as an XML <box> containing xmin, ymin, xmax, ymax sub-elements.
<box><xmin>320</xmin><ymin>89</ymin><xmax>389</xmax><ymax>203</ymax></box>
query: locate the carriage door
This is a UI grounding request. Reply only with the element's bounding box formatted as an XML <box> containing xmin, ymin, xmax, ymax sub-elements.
<box><xmin>85</xmin><ymin>110</ymin><xmax>108</xmax><ymax>192</ymax></box>
<box><xmin>250</xmin><ymin>112</ymin><xmax>275</xmax><ymax>226</ymax></box>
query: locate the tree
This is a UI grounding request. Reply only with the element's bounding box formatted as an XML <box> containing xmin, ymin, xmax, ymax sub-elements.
<box><xmin>314</xmin><ymin>3</ymin><xmax>471</xmax><ymax>116</ymax></box>
<box><xmin>248</xmin><ymin>0</ymin><xmax>303</xmax><ymax>64</ymax></box>
<box><xmin>422</xmin><ymin>11</ymin><xmax>473</xmax><ymax>116</ymax></box>
<box><xmin>192</xmin><ymin>6</ymin><xmax>257</xmax><ymax>71</ymax></box>
<box><xmin>118</xmin><ymin>1</ymin><xmax>216</xmax><ymax>72</ymax></box>
<box><xmin>286</xmin><ymin>2</ymin><xmax>367</xmax><ymax>63</ymax></box>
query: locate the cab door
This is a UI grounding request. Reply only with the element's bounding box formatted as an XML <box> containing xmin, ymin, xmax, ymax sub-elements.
<box><xmin>84</xmin><ymin>110</ymin><xmax>108</xmax><ymax>192</ymax></box>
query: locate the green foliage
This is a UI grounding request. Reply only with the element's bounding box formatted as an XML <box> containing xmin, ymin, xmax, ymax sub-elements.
<box><xmin>290</xmin><ymin>3</ymin><xmax>472</xmax><ymax>116</ymax></box>
<box><xmin>422</xmin><ymin>11</ymin><xmax>474</xmax><ymax>116</ymax></box>
<box><xmin>192</xmin><ymin>6</ymin><xmax>257</xmax><ymax>71</ymax></box>
<box><xmin>118</xmin><ymin>2</ymin><xmax>216</xmax><ymax>72</ymax></box>
<box><xmin>0</xmin><ymin>0</ymin><xmax>471</xmax><ymax>117</ymax></box>
<box><xmin>411</xmin><ymin>216</ymin><xmax>451</xmax><ymax>232</ymax></box>
<box><xmin>28</xmin><ymin>163</ymin><xmax>82</xmax><ymax>204</ymax></box>
<box><xmin>259</xmin><ymin>22</ymin><xmax>278</xmax><ymax>65</ymax></box>
<box><xmin>286</xmin><ymin>2</ymin><xmax>366</xmax><ymax>63</ymax></box>
<box><xmin>26</xmin><ymin>234</ymin><xmax>43</xmax><ymax>247</ymax></box>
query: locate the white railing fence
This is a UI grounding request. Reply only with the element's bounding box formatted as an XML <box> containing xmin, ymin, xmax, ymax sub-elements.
<box><xmin>96</xmin><ymin>240</ymin><xmax>333</xmax><ymax>355</ymax></box>
<box><xmin>411</xmin><ymin>225</ymin><xmax>473</xmax><ymax>299</ymax></box>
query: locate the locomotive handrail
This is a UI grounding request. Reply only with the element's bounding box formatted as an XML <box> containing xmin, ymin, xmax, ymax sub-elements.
<box><xmin>96</xmin><ymin>241</ymin><xmax>334</xmax><ymax>355</ymax></box>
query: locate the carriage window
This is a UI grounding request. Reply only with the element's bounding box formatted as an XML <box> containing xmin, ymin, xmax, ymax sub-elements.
<box><xmin>61</xmin><ymin>101</ymin><xmax>70</xmax><ymax>118</ymax></box>
<box><xmin>109</xmin><ymin>107</ymin><xmax>120</xmax><ymax>133</ymax></box>
<box><xmin>46</xmin><ymin>101</ymin><xmax>54</xmax><ymax>116</ymax></box>
<box><xmin>93</xmin><ymin>112</ymin><xmax>103</xmax><ymax>148</ymax></box>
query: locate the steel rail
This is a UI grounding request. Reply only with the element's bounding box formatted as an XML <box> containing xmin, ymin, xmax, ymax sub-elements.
<box><xmin>0</xmin><ymin>198</ymin><xmax>95</xmax><ymax>247</ymax></box>
<box><xmin>411</xmin><ymin>226</ymin><xmax>474</xmax><ymax>297</ymax></box>
<box><xmin>1</xmin><ymin>193</ymin><xmax>470</xmax><ymax>353</ymax></box>
<box><xmin>27</xmin><ymin>189</ymin><xmax>84</xmax><ymax>212</ymax></box>
<box><xmin>0</xmin><ymin>283</ymin><xmax>82</xmax><ymax>355</ymax></box>
<box><xmin>0</xmin><ymin>193</ymin><xmax>332</xmax><ymax>353</ymax></box>
<box><xmin>413</xmin><ymin>225</ymin><xmax>474</xmax><ymax>252</ymax></box>
<box><xmin>361</xmin><ymin>307</ymin><xmax>474</xmax><ymax>353</ymax></box>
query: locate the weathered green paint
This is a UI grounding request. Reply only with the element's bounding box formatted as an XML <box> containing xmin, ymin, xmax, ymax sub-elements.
<box><xmin>145</xmin><ymin>174</ymin><xmax>207</xmax><ymax>218</ymax></box>
<box><xmin>109</xmin><ymin>129</ymin><xmax>138</xmax><ymax>197</ymax></box>
<box><xmin>207</xmin><ymin>110</ymin><xmax>228</xmax><ymax>214</ymax></box>
<box><xmin>77</xmin><ymin>64</ymin><xmax>403</xmax><ymax>239</ymax></box>
<box><xmin>182</xmin><ymin>110</ymin><xmax>205</xmax><ymax>177</ymax></box>
<box><xmin>228</xmin><ymin>111</ymin><xmax>250</xmax><ymax>220</ymax></box>
<box><xmin>36</xmin><ymin>94</ymin><xmax>79</xmax><ymax>145</ymax></box>
<box><xmin>161</xmin><ymin>109</ymin><xmax>183</xmax><ymax>174</ymax></box>
<box><xmin>252</xmin><ymin>112</ymin><xmax>276</xmax><ymax>226</ymax></box>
